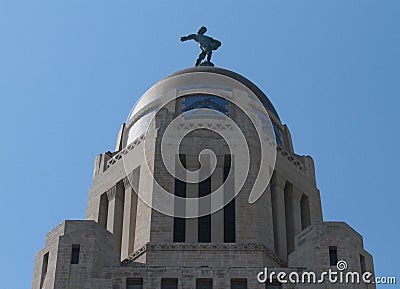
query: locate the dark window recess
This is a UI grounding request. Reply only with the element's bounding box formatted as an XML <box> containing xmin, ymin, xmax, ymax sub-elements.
<box><xmin>198</xmin><ymin>214</ymin><xmax>211</xmax><ymax>242</ymax></box>
<box><xmin>40</xmin><ymin>252</ymin><xmax>49</xmax><ymax>288</ymax></box>
<box><xmin>161</xmin><ymin>278</ymin><xmax>178</xmax><ymax>289</ymax></box>
<box><xmin>70</xmin><ymin>245</ymin><xmax>80</xmax><ymax>264</ymax></box>
<box><xmin>41</xmin><ymin>252</ymin><xmax>49</xmax><ymax>275</ymax></box>
<box><xmin>272</xmin><ymin>120</ymin><xmax>283</xmax><ymax>146</ymax></box>
<box><xmin>198</xmin><ymin>177</ymin><xmax>211</xmax><ymax>243</ymax></box>
<box><xmin>223</xmin><ymin>154</ymin><xmax>231</xmax><ymax>179</ymax></box>
<box><xmin>196</xmin><ymin>278</ymin><xmax>213</xmax><ymax>289</ymax></box>
<box><xmin>173</xmin><ymin>177</ymin><xmax>186</xmax><ymax>242</ymax></box>
<box><xmin>223</xmin><ymin>154</ymin><xmax>235</xmax><ymax>243</ymax></box>
<box><xmin>265</xmin><ymin>279</ymin><xmax>282</xmax><ymax>289</ymax></box>
<box><xmin>271</xmin><ymin>180</ymin><xmax>280</xmax><ymax>255</ymax></box>
<box><xmin>182</xmin><ymin>95</ymin><xmax>229</xmax><ymax>115</ymax></box>
<box><xmin>173</xmin><ymin>155</ymin><xmax>186</xmax><ymax>242</ymax></box>
<box><xmin>173</xmin><ymin>217</ymin><xmax>185</xmax><ymax>242</ymax></box>
<box><xmin>360</xmin><ymin>254</ymin><xmax>366</xmax><ymax>273</ymax></box>
<box><xmin>329</xmin><ymin>246</ymin><xmax>338</xmax><ymax>266</ymax></box>
<box><xmin>300</xmin><ymin>194</ymin><xmax>311</xmax><ymax>230</ymax></box>
<box><xmin>127</xmin><ymin>278</ymin><xmax>143</xmax><ymax>289</ymax></box>
<box><xmin>231</xmin><ymin>278</ymin><xmax>247</xmax><ymax>289</ymax></box>
<box><xmin>98</xmin><ymin>192</ymin><xmax>109</xmax><ymax>229</ymax></box>
<box><xmin>224</xmin><ymin>199</ymin><xmax>235</xmax><ymax>242</ymax></box>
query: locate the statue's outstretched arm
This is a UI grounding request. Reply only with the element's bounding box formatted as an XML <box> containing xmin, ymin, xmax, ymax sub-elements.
<box><xmin>180</xmin><ymin>34</ymin><xmax>196</xmax><ymax>42</ymax></box>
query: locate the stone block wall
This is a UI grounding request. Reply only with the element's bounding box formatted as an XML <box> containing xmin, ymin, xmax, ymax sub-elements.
<box><xmin>288</xmin><ymin>222</ymin><xmax>375</xmax><ymax>289</ymax></box>
<box><xmin>32</xmin><ymin>220</ymin><xmax>119</xmax><ymax>289</ymax></box>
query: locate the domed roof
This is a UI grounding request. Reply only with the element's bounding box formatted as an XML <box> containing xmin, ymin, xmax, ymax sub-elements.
<box><xmin>163</xmin><ymin>66</ymin><xmax>280</xmax><ymax>121</ymax></box>
<box><xmin>124</xmin><ymin>67</ymin><xmax>281</xmax><ymax>147</ymax></box>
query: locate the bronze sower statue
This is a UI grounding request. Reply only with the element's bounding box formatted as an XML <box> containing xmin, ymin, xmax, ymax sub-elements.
<box><xmin>180</xmin><ymin>26</ymin><xmax>221</xmax><ymax>67</ymax></box>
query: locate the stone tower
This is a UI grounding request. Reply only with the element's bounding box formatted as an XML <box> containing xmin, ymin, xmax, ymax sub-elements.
<box><xmin>32</xmin><ymin>67</ymin><xmax>375</xmax><ymax>289</ymax></box>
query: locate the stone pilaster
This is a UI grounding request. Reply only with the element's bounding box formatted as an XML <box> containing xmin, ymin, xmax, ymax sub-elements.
<box><xmin>121</xmin><ymin>175</ymin><xmax>138</xmax><ymax>260</ymax></box>
<box><xmin>107</xmin><ymin>182</ymin><xmax>125</xmax><ymax>256</ymax></box>
<box><xmin>271</xmin><ymin>173</ymin><xmax>288</xmax><ymax>261</ymax></box>
<box><xmin>292</xmin><ymin>186</ymin><xmax>303</xmax><ymax>239</ymax></box>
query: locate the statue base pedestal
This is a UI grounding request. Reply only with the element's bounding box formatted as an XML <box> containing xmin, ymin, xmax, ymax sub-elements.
<box><xmin>199</xmin><ymin>61</ymin><xmax>214</xmax><ymax>67</ymax></box>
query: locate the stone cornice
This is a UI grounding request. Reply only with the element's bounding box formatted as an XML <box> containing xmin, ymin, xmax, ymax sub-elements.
<box><xmin>121</xmin><ymin>242</ymin><xmax>286</xmax><ymax>267</ymax></box>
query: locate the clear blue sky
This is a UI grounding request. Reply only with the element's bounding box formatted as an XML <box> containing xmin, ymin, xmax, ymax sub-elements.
<box><xmin>0</xmin><ymin>1</ymin><xmax>398</xmax><ymax>288</ymax></box>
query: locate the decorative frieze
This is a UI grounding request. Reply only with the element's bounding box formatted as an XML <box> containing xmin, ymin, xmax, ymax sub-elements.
<box><xmin>121</xmin><ymin>242</ymin><xmax>287</xmax><ymax>267</ymax></box>
<box><xmin>106</xmin><ymin>133</ymin><xmax>145</xmax><ymax>169</ymax></box>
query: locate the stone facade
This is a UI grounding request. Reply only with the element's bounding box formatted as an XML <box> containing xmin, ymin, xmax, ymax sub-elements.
<box><xmin>32</xmin><ymin>67</ymin><xmax>375</xmax><ymax>289</ymax></box>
